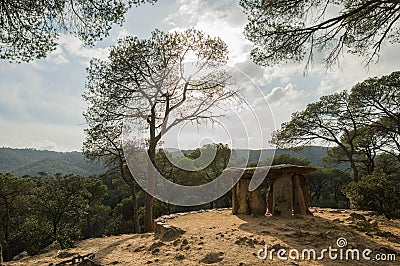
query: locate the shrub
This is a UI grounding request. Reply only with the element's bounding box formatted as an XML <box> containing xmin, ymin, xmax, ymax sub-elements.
<box><xmin>343</xmin><ymin>172</ymin><xmax>400</xmax><ymax>218</ymax></box>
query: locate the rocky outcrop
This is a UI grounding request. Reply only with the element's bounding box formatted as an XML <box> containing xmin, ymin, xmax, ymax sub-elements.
<box><xmin>12</xmin><ymin>251</ymin><xmax>28</xmax><ymax>261</ymax></box>
<box><xmin>42</xmin><ymin>241</ymin><xmax>61</xmax><ymax>253</ymax></box>
<box><xmin>200</xmin><ymin>252</ymin><xmax>224</xmax><ymax>264</ymax></box>
<box><xmin>154</xmin><ymin>222</ymin><xmax>186</xmax><ymax>242</ymax></box>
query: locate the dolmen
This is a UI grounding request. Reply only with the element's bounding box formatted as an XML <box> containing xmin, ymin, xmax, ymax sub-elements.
<box><xmin>224</xmin><ymin>164</ymin><xmax>316</xmax><ymax>217</ymax></box>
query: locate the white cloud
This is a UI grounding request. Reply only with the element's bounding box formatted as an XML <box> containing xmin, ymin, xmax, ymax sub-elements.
<box><xmin>46</xmin><ymin>35</ymin><xmax>110</xmax><ymax>64</ymax></box>
<box><xmin>266</xmin><ymin>85</ymin><xmax>302</xmax><ymax>104</ymax></box>
<box><xmin>113</xmin><ymin>28</ymin><xmax>134</xmax><ymax>42</ymax></box>
<box><xmin>163</xmin><ymin>0</ymin><xmax>252</xmax><ymax>65</ymax></box>
<box><xmin>28</xmin><ymin>139</ymin><xmax>68</xmax><ymax>152</ymax></box>
<box><xmin>46</xmin><ymin>45</ymin><xmax>69</xmax><ymax>65</ymax></box>
<box><xmin>1</xmin><ymin>0</ymin><xmax>400</xmax><ymax>152</ymax></box>
<box><xmin>0</xmin><ymin>117</ymin><xmax>84</xmax><ymax>152</ymax></box>
<box><xmin>261</xmin><ymin>84</ymin><xmax>308</xmax><ymax>127</ymax></box>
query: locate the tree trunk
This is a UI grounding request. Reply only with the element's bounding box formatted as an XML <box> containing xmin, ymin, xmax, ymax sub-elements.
<box><xmin>117</xmin><ymin>155</ymin><xmax>140</xmax><ymax>234</ymax></box>
<box><xmin>144</xmin><ymin>110</ymin><xmax>156</xmax><ymax>232</ymax></box>
<box><xmin>2</xmin><ymin>209</ymin><xmax>11</xmax><ymax>261</ymax></box>
<box><xmin>131</xmin><ymin>188</ymin><xmax>140</xmax><ymax>233</ymax></box>
<box><xmin>144</xmin><ymin>152</ymin><xmax>155</xmax><ymax>232</ymax></box>
<box><xmin>349</xmin><ymin>158</ymin><xmax>360</xmax><ymax>181</ymax></box>
<box><xmin>53</xmin><ymin>220</ymin><xmax>58</xmax><ymax>241</ymax></box>
<box><xmin>210</xmin><ymin>200</ymin><xmax>214</xmax><ymax>209</ymax></box>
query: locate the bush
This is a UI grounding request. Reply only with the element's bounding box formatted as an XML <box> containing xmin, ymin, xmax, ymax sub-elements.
<box><xmin>106</xmin><ymin>197</ymin><xmax>136</xmax><ymax>235</ymax></box>
<box><xmin>343</xmin><ymin>172</ymin><xmax>400</xmax><ymax>219</ymax></box>
<box><xmin>11</xmin><ymin>217</ymin><xmax>52</xmax><ymax>256</ymax></box>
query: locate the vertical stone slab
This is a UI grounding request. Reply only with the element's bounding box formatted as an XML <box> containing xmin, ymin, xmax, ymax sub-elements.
<box><xmin>266</xmin><ymin>182</ymin><xmax>274</xmax><ymax>214</ymax></box>
<box><xmin>232</xmin><ymin>183</ymin><xmax>239</xmax><ymax>214</ymax></box>
<box><xmin>300</xmin><ymin>175</ymin><xmax>313</xmax><ymax>215</ymax></box>
<box><xmin>237</xmin><ymin>178</ymin><xmax>250</xmax><ymax>214</ymax></box>
<box><xmin>272</xmin><ymin>174</ymin><xmax>293</xmax><ymax>217</ymax></box>
<box><xmin>249</xmin><ymin>188</ymin><xmax>266</xmax><ymax>216</ymax></box>
<box><xmin>293</xmin><ymin>174</ymin><xmax>307</xmax><ymax>215</ymax></box>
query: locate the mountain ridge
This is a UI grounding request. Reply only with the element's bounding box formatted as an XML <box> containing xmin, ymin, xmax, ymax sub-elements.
<box><xmin>0</xmin><ymin>146</ymin><xmax>330</xmax><ymax>177</ymax></box>
<box><xmin>0</xmin><ymin>147</ymin><xmax>105</xmax><ymax>177</ymax></box>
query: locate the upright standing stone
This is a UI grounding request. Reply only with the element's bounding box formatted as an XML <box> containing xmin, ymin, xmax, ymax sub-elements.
<box><xmin>237</xmin><ymin>179</ymin><xmax>250</xmax><ymax>214</ymax></box>
<box><xmin>293</xmin><ymin>174</ymin><xmax>307</xmax><ymax>215</ymax></box>
<box><xmin>272</xmin><ymin>174</ymin><xmax>293</xmax><ymax>217</ymax></box>
<box><xmin>299</xmin><ymin>175</ymin><xmax>313</xmax><ymax>215</ymax></box>
<box><xmin>248</xmin><ymin>188</ymin><xmax>266</xmax><ymax>216</ymax></box>
<box><xmin>232</xmin><ymin>183</ymin><xmax>239</xmax><ymax>214</ymax></box>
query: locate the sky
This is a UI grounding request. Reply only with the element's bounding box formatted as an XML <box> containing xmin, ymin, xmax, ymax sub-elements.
<box><xmin>0</xmin><ymin>0</ymin><xmax>399</xmax><ymax>151</ymax></box>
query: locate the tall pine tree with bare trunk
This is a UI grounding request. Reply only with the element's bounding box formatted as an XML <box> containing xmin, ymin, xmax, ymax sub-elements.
<box><xmin>84</xmin><ymin>29</ymin><xmax>237</xmax><ymax>232</ymax></box>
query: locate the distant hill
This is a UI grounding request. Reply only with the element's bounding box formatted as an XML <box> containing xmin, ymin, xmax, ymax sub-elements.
<box><xmin>0</xmin><ymin>146</ymin><xmax>330</xmax><ymax>177</ymax></box>
<box><xmin>0</xmin><ymin>148</ymin><xmax>106</xmax><ymax>177</ymax></box>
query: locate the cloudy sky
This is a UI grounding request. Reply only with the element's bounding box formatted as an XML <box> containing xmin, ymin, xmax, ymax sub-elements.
<box><xmin>1</xmin><ymin>0</ymin><xmax>399</xmax><ymax>151</ymax></box>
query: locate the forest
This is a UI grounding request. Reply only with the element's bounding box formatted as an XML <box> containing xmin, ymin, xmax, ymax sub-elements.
<box><xmin>1</xmin><ymin>139</ymin><xmax>399</xmax><ymax>260</ymax></box>
<box><xmin>1</xmin><ymin>0</ymin><xmax>400</xmax><ymax>263</ymax></box>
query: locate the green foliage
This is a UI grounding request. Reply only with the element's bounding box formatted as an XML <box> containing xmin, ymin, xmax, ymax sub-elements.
<box><xmin>1</xmin><ymin>0</ymin><xmax>157</xmax><ymax>62</ymax></box>
<box><xmin>272</xmin><ymin>71</ymin><xmax>400</xmax><ymax>181</ymax></box>
<box><xmin>0</xmin><ymin>148</ymin><xmax>105</xmax><ymax>177</ymax></box>
<box><xmin>82</xmin><ymin>205</ymin><xmax>111</xmax><ymax>239</ymax></box>
<box><xmin>34</xmin><ymin>176</ymin><xmax>91</xmax><ymax>242</ymax></box>
<box><xmin>11</xmin><ymin>217</ymin><xmax>53</xmax><ymax>255</ymax></box>
<box><xmin>106</xmin><ymin>196</ymin><xmax>138</xmax><ymax>235</ymax></box>
<box><xmin>272</xmin><ymin>154</ymin><xmax>310</xmax><ymax>166</ymax></box>
<box><xmin>343</xmin><ymin>173</ymin><xmax>400</xmax><ymax>219</ymax></box>
<box><xmin>33</xmin><ymin>175</ymin><xmax>109</xmax><ymax>247</ymax></box>
<box><xmin>272</xmin><ymin>153</ymin><xmax>310</xmax><ymax>166</ymax></box>
<box><xmin>374</xmin><ymin>154</ymin><xmax>400</xmax><ymax>175</ymax></box>
<box><xmin>308</xmin><ymin>168</ymin><xmax>351</xmax><ymax>208</ymax></box>
<box><xmin>248</xmin><ymin>153</ymin><xmax>310</xmax><ymax>167</ymax></box>
<box><xmin>155</xmin><ymin>144</ymin><xmax>233</xmax><ymax>208</ymax></box>
<box><xmin>240</xmin><ymin>0</ymin><xmax>400</xmax><ymax>68</ymax></box>
<box><xmin>349</xmin><ymin>71</ymin><xmax>400</xmax><ymax>161</ymax></box>
<box><xmin>0</xmin><ymin>173</ymin><xmax>35</xmax><ymax>260</ymax></box>
<box><xmin>81</xmin><ymin>179</ymin><xmax>111</xmax><ymax>238</ymax></box>
<box><xmin>322</xmin><ymin>125</ymin><xmax>380</xmax><ymax>175</ymax></box>
<box><xmin>271</xmin><ymin>91</ymin><xmax>355</xmax><ymax>149</ymax></box>
<box><xmin>0</xmin><ymin>173</ymin><xmax>111</xmax><ymax>261</ymax></box>
<box><xmin>83</xmin><ymin>29</ymin><xmax>232</xmax><ymax>161</ymax></box>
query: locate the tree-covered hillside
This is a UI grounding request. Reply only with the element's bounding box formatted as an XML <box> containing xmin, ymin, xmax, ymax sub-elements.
<box><xmin>0</xmin><ymin>148</ymin><xmax>105</xmax><ymax>177</ymax></box>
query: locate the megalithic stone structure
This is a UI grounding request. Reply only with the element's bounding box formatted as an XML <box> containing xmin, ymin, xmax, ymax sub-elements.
<box><xmin>225</xmin><ymin>164</ymin><xmax>317</xmax><ymax>217</ymax></box>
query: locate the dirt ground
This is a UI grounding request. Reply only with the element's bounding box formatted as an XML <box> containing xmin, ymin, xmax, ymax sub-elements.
<box><xmin>6</xmin><ymin>208</ymin><xmax>400</xmax><ymax>265</ymax></box>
